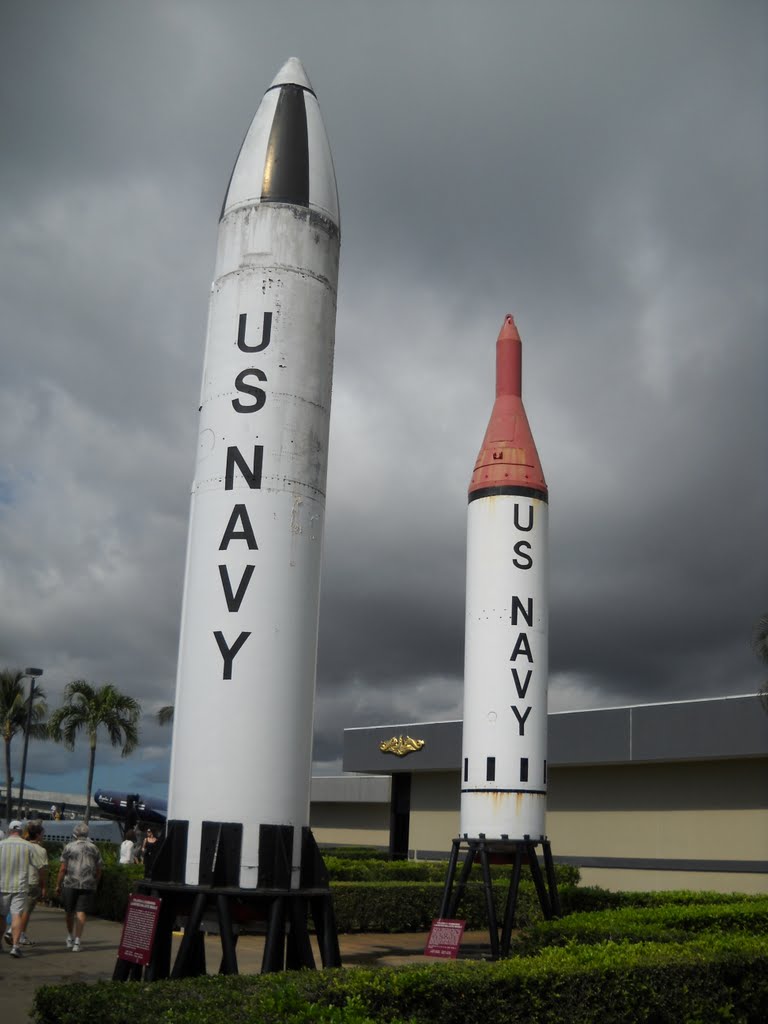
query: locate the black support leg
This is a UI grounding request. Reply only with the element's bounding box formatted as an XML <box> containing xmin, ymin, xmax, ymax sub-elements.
<box><xmin>541</xmin><ymin>840</ymin><xmax>561</xmax><ymax>917</ymax></box>
<box><xmin>286</xmin><ymin>895</ymin><xmax>315</xmax><ymax>970</ymax></box>
<box><xmin>216</xmin><ymin>895</ymin><xmax>239</xmax><ymax>975</ymax></box>
<box><xmin>527</xmin><ymin>842</ymin><xmax>553</xmax><ymax>920</ymax></box>
<box><xmin>479</xmin><ymin>844</ymin><xmax>500</xmax><ymax>959</ymax></box>
<box><xmin>171</xmin><ymin>893</ymin><xmax>208</xmax><ymax>979</ymax></box>
<box><xmin>500</xmin><ymin>844</ymin><xmax>524</xmax><ymax>956</ymax></box>
<box><xmin>448</xmin><ymin>843</ymin><xmax>477</xmax><ymax>918</ymax></box>
<box><xmin>262</xmin><ymin>895</ymin><xmax>286</xmax><ymax>974</ymax></box>
<box><xmin>438</xmin><ymin>839</ymin><xmax>460</xmax><ymax>918</ymax></box>
<box><xmin>144</xmin><ymin>894</ymin><xmax>174</xmax><ymax>982</ymax></box>
<box><xmin>311</xmin><ymin>893</ymin><xmax>342</xmax><ymax>968</ymax></box>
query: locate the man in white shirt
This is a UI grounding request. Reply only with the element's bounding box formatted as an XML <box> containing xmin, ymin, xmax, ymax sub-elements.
<box><xmin>0</xmin><ymin>820</ymin><xmax>42</xmax><ymax>958</ymax></box>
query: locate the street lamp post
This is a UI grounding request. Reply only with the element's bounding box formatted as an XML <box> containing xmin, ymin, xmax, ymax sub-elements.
<box><xmin>17</xmin><ymin>667</ymin><xmax>44</xmax><ymax>816</ymax></box>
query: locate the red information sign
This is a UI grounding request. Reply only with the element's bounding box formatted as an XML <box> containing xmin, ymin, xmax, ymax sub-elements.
<box><xmin>118</xmin><ymin>893</ymin><xmax>162</xmax><ymax>966</ymax></box>
<box><xmin>424</xmin><ymin>918</ymin><xmax>466</xmax><ymax>959</ymax></box>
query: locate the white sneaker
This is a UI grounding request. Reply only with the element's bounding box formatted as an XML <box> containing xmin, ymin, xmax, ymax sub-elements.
<box><xmin>9</xmin><ymin>946</ymin><xmax>22</xmax><ymax>958</ymax></box>
<box><xmin>19</xmin><ymin>935</ymin><xmax>34</xmax><ymax>946</ymax></box>
<box><xmin>71</xmin><ymin>940</ymin><xmax>81</xmax><ymax>952</ymax></box>
<box><xmin>66</xmin><ymin>936</ymin><xmax>74</xmax><ymax>948</ymax></box>
<box><xmin>3</xmin><ymin>930</ymin><xmax>11</xmax><ymax>947</ymax></box>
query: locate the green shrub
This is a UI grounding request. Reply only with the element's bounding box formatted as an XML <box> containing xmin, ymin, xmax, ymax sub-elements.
<box><xmin>331</xmin><ymin>879</ymin><xmax>553</xmax><ymax>932</ymax></box>
<box><xmin>45</xmin><ymin>862</ymin><xmax>562</xmax><ymax>932</ymax></box>
<box><xmin>321</xmin><ymin>846</ymin><xmax>393</xmax><ymax>861</ymax></box>
<box><xmin>47</xmin><ymin>845</ymin><xmax>578</xmax><ymax>930</ymax></box>
<box><xmin>33</xmin><ymin>933</ymin><xmax>768</xmax><ymax>1024</ymax></box>
<box><xmin>325</xmin><ymin>856</ymin><xmax>579</xmax><ymax>887</ymax></box>
<box><xmin>97</xmin><ymin>863</ymin><xmax>145</xmax><ymax>920</ymax></box>
<box><xmin>324</xmin><ymin>858</ymin><xmax>443</xmax><ymax>882</ymax></box>
<box><xmin>517</xmin><ymin>898</ymin><xmax>768</xmax><ymax>952</ymax></box>
<box><xmin>559</xmin><ymin>884</ymin><xmax>768</xmax><ymax>914</ymax></box>
<box><xmin>42</xmin><ymin>857</ymin><xmax>578</xmax><ymax>934</ymax></box>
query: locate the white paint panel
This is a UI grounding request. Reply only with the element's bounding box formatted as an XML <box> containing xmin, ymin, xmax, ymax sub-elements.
<box><xmin>460</xmin><ymin>495</ymin><xmax>549</xmax><ymax>840</ymax></box>
<box><xmin>221</xmin><ymin>91</ymin><xmax>277</xmax><ymax>216</ymax></box>
<box><xmin>168</xmin><ymin>196</ymin><xmax>339</xmax><ymax>886</ymax></box>
<box><xmin>305</xmin><ymin>94</ymin><xmax>340</xmax><ymax>226</ymax></box>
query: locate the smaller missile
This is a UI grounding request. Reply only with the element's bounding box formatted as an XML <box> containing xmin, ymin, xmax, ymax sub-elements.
<box><xmin>460</xmin><ymin>315</ymin><xmax>549</xmax><ymax>842</ymax></box>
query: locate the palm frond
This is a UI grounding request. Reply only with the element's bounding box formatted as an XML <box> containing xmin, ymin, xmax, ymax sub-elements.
<box><xmin>156</xmin><ymin>705</ymin><xmax>175</xmax><ymax>726</ymax></box>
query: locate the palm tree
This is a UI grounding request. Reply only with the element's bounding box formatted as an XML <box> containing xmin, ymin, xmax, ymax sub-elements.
<box><xmin>49</xmin><ymin>681</ymin><xmax>141</xmax><ymax>823</ymax></box>
<box><xmin>0</xmin><ymin>668</ymin><xmax>48</xmax><ymax>821</ymax></box>
<box><xmin>156</xmin><ymin>705</ymin><xmax>174</xmax><ymax>726</ymax></box>
<box><xmin>753</xmin><ymin>613</ymin><xmax>768</xmax><ymax>713</ymax></box>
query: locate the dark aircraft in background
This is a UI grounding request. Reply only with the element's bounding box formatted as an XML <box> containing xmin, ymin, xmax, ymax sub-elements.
<box><xmin>94</xmin><ymin>789</ymin><xmax>167</xmax><ymax>829</ymax></box>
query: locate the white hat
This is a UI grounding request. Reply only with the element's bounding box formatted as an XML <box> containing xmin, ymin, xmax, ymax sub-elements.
<box><xmin>8</xmin><ymin>820</ymin><xmax>23</xmax><ymax>832</ymax></box>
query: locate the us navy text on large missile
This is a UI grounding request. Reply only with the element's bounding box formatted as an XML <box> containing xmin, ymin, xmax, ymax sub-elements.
<box><xmin>214</xmin><ymin>311</ymin><xmax>274</xmax><ymax>679</ymax></box>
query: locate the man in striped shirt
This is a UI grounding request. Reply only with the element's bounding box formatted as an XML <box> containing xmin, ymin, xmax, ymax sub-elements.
<box><xmin>0</xmin><ymin>820</ymin><xmax>42</xmax><ymax>958</ymax></box>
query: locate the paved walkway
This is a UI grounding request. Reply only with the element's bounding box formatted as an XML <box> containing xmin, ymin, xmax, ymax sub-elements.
<box><xmin>0</xmin><ymin>906</ymin><xmax>492</xmax><ymax>1024</ymax></box>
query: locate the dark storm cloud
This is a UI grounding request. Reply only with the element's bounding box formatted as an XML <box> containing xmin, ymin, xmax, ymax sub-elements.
<box><xmin>0</xmin><ymin>1</ymin><xmax>765</xmax><ymax>792</ymax></box>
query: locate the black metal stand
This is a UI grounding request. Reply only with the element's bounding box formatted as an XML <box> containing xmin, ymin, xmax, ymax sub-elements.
<box><xmin>438</xmin><ymin>837</ymin><xmax>561</xmax><ymax>959</ymax></box>
<box><xmin>113</xmin><ymin>820</ymin><xmax>340</xmax><ymax>980</ymax></box>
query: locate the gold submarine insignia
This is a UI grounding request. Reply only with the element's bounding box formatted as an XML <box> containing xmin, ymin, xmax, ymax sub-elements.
<box><xmin>379</xmin><ymin>735</ymin><xmax>426</xmax><ymax>757</ymax></box>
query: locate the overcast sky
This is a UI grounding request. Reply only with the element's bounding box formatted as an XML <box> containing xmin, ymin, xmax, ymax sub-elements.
<box><xmin>1</xmin><ymin>1</ymin><xmax>766</xmax><ymax>801</ymax></box>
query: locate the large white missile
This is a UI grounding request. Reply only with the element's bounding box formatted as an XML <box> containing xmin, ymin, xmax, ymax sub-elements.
<box><xmin>167</xmin><ymin>58</ymin><xmax>340</xmax><ymax>888</ymax></box>
<box><xmin>460</xmin><ymin>315</ymin><xmax>548</xmax><ymax>842</ymax></box>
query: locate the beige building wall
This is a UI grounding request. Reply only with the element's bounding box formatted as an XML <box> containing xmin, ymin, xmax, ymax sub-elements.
<box><xmin>576</xmin><ymin>867</ymin><xmax>768</xmax><ymax>893</ymax></box>
<box><xmin>547</xmin><ymin>760</ymin><xmax>767</xmax><ymax>857</ymax></box>
<box><xmin>549</xmin><ymin>807</ymin><xmax>767</xmax><ymax>861</ymax></box>
<box><xmin>545</xmin><ymin>759</ymin><xmax>768</xmax><ymax>893</ymax></box>
<box><xmin>308</xmin><ymin>759</ymin><xmax>768</xmax><ymax>892</ymax></box>
<box><xmin>409</xmin><ymin>772</ymin><xmax>460</xmax><ymax>854</ymax></box>
<box><xmin>310</xmin><ymin>801</ymin><xmax>389</xmax><ymax>847</ymax></box>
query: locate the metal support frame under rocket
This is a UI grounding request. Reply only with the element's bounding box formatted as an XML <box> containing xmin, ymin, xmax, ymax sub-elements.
<box><xmin>460</xmin><ymin>315</ymin><xmax>549</xmax><ymax>842</ymax></box>
<box><xmin>167</xmin><ymin>58</ymin><xmax>340</xmax><ymax>888</ymax></box>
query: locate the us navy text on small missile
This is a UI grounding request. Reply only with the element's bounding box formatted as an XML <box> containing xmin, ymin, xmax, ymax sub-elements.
<box><xmin>509</xmin><ymin>505</ymin><xmax>538</xmax><ymax>738</ymax></box>
<box><xmin>213</xmin><ymin>311</ymin><xmax>272</xmax><ymax>680</ymax></box>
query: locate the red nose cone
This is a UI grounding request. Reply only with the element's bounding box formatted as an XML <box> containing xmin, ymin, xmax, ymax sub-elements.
<box><xmin>468</xmin><ymin>315</ymin><xmax>547</xmax><ymax>497</ymax></box>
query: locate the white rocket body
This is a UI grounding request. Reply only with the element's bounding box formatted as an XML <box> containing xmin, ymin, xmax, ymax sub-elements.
<box><xmin>167</xmin><ymin>58</ymin><xmax>340</xmax><ymax>888</ymax></box>
<box><xmin>460</xmin><ymin>316</ymin><xmax>549</xmax><ymax>842</ymax></box>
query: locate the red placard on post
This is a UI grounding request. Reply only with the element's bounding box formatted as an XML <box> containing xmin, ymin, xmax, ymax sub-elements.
<box><xmin>118</xmin><ymin>893</ymin><xmax>162</xmax><ymax>966</ymax></box>
<box><xmin>424</xmin><ymin>918</ymin><xmax>466</xmax><ymax>958</ymax></box>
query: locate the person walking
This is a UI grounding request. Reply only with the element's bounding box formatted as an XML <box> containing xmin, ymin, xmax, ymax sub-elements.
<box><xmin>0</xmin><ymin>820</ymin><xmax>39</xmax><ymax>958</ymax></box>
<box><xmin>141</xmin><ymin>826</ymin><xmax>160</xmax><ymax>877</ymax></box>
<box><xmin>12</xmin><ymin>821</ymin><xmax>48</xmax><ymax>946</ymax></box>
<box><xmin>54</xmin><ymin>823</ymin><xmax>103</xmax><ymax>952</ymax></box>
<box><xmin>119</xmin><ymin>829</ymin><xmax>137</xmax><ymax>864</ymax></box>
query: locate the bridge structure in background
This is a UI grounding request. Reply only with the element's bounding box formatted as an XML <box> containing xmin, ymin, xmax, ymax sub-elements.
<box><xmin>1</xmin><ymin>786</ymin><xmax>94</xmax><ymax>824</ymax></box>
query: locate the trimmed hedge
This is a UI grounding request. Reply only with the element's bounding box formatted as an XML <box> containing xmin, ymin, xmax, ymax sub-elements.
<box><xmin>517</xmin><ymin>898</ymin><xmax>768</xmax><ymax>951</ymax></box>
<box><xmin>45</xmin><ymin>857</ymin><xmax>578</xmax><ymax>930</ymax></box>
<box><xmin>324</xmin><ymin>857</ymin><xmax>580</xmax><ymax>886</ymax></box>
<box><xmin>52</xmin><ymin>859</ymin><xmax>760</xmax><ymax>935</ymax></box>
<box><xmin>49</xmin><ymin>855</ymin><xmax>760</xmax><ymax>939</ymax></box>
<box><xmin>560</xmin><ymin>883</ymin><xmax>768</xmax><ymax>914</ymax></box>
<box><xmin>68</xmin><ymin>873</ymin><xmax>554</xmax><ymax>932</ymax></box>
<box><xmin>332</xmin><ymin>879</ymin><xmax>548</xmax><ymax>932</ymax></box>
<box><xmin>33</xmin><ymin>933</ymin><xmax>768</xmax><ymax>1024</ymax></box>
<box><xmin>330</xmin><ymin>878</ymin><xmax>756</xmax><ymax>934</ymax></box>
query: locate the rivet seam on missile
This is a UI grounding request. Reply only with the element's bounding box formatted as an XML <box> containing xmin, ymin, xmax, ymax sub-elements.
<box><xmin>461</xmin><ymin>789</ymin><xmax>547</xmax><ymax>796</ymax></box>
<box><xmin>468</xmin><ymin>485</ymin><xmax>548</xmax><ymax>504</ymax></box>
<box><xmin>265</xmin><ymin>82</ymin><xmax>316</xmax><ymax>97</ymax></box>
